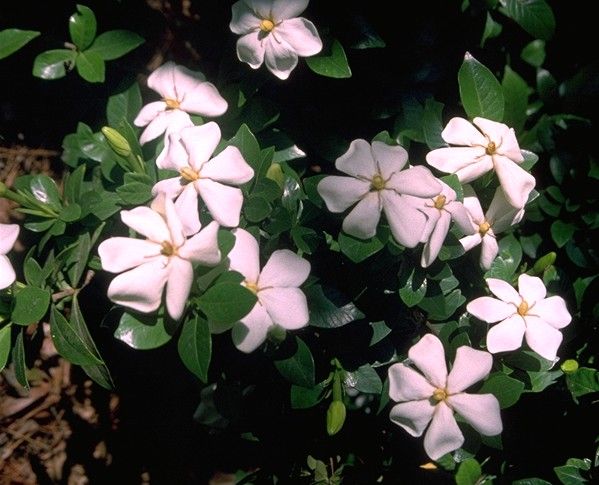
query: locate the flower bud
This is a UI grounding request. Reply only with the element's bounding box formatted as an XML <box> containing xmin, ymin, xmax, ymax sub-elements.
<box><xmin>561</xmin><ymin>359</ymin><xmax>579</xmax><ymax>374</ymax></box>
<box><xmin>0</xmin><ymin>181</ymin><xmax>6</xmax><ymax>196</ymax></box>
<box><xmin>326</xmin><ymin>400</ymin><xmax>346</xmax><ymax>436</ymax></box>
<box><xmin>101</xmin><ymin>126</ymin><xmax>132</xmax><ymax>158</ymax></box>
<box><xmin>266</xmin><ymin>163</ymin><xmax>284</xmax><ymax>188</ymax></box>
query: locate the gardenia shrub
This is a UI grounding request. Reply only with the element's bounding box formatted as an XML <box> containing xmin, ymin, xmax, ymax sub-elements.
<box><xmin>0</xmin><ymin>0</ymin><xmax>597</xmax><ymax>482</ymax></box>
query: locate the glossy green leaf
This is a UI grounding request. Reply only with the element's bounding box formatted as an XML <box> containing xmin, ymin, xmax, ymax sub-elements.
<box><xmin>0</xmin><ymin>324</ymin><xmax>11</xmax><ymax>371</ymax></box>
<box><xmin>418</xmin><ymin>287</ymin><xmax>465</xmax><ymax>321</ymax></box>
<box><xmin>87</xmin><ymin>30</ymin><xmax>144</xmax><ymax>60</ymax></box>
<box><xmin>227</xmin><ymin>124</ymin><xmax>261</xmax><ymax>172</ymax></box>
<box><xmin>484</xmin><ymin>234</ymin><xmax>522</xmax><ymax>281</ymax></box>
<box><xmin>33</xmin><ymin>49</ymin><xmax>76</xmax><ymax>80</ymax></box>
<box><xmin>305</xmin><ymin>285</ymin><xmax>365</xmax><ymax>329</ymax></box>
<box><xmin>458</xmin><ymin>52</ymin><xmax>505</xmax><ymax>121</ymax></box>
<box><xmin>63</xmin><ymin>164</ymin><xmax>85</xmax><ymax>202</ymax></box>
<box><xmin>502</xmin><ymin>66</ymin><xmax>530</xmax><ymax>133</ymax></box>
<box><xmin>527</xmin><ymin>369</ymin><xmax>561</xmax><ymax>393</ymax></box>
<box><xmin>513</xmin><ymin>479</ymin><xmax>552</xmax><ymax>485</ymax></box>
<box><xmin>398</xmin><ymin>265</ymin><xmax>428</xmax><ymax>307</ymax></box>
<box><xmin>554</xmin><ymin>460</ymin><xmax>591</xmax><ymax>485</ymax></box>
<box><xmin>76</xmin><ymin>51</ymin><xmax>105</xmax><ymax>83</ymax></box>
<box><xmin>13</xmin><ymin>329</ymin><xmax>29</xmax><ymax>390</ymax></box>
<box><xmin>114</xmin><ymin>310</ymin><xmax>176</xmax><ymax>350</ymax></box>
<box><xmin>505</xmin><ymin>0</ymin><xmax>555</xmax><ymax>40</ymax></box>
<box><xmin>306</xmin><ymin>38</ymin><xmax>352</xmax><ymax>79</ymax></box>
<box><xmin>0</xmin><ymin>29</ymin><xmax>40</xmax><ymax>60</ymax></box>
<box><xmin>50</xmin><ymin>306</ymin><xmax>102</xmax><ymax>365</ymax></box>
<box><xmin>106</xmin><ymin>82</ymin><xmax>142</xmax><ymax>126</ymax></box>
<box><xmin>197</xmin><ymin>282</ymin><xmax>257</xmax><ymax>326</ymax></box>
<box><xmin>30</xmin><ymin>174</ymin><xmax>61</xmax><ymax>209</ymax></box>
<box><xmin>343</xmin><ymin>364</ymin><xmax>382</xmax><ymax>394</ymax></box>
<box><xmin>178</xmin><ymin>316</ymin><xmax>212</xmax><ymax>382</ymax></box>
<box><xmin>455</xmin><ymin>458</ymin><xmax>482</xmax><ymax>485</ymax></box>
<box><xmin>291</xmin><ymin>226</ymin><xmax>319</xmax><ymax>255</ymax></box>
<box><xmin>479</xmin><ymin>372</ymin><xmax>525</xmax><ymax>408</ymax></box>
<box><xmin>521</xmin><ymin>40</ymin><xmax>546</xmax><ymax>67</ymax></box>
<box><xmin>338</xmin><ymin>231</ymin><xmax>385</xmax><ymax>263</ymax></box>
<box><xmin>274</xmin><ymin>337</ymin><xmax>315</xmax><ymax>388</ymax></box>
<box><xmin>69</xmin><ymin>4</ymin><xmax>97</xmax><ymax>50</ymax></box>
<box><xmin>480</xmin><ymin>12</ymin><xmax>502</xmax><ymax>47</ymax></box>
<box><xmin>550</xmin><ymin>220</ymin><xmax>576</xmax><ymax>248</ymax></box>
<box><xmin>290</xmin><ymin>381</ymin><xmax>327</xmax><ymax>409</ymax></box>
<box><xmin>369</xmin><ymin>321</ymin><xmax>392</xmax><ymax>346</ymax></box>
<box><xmin>67</xmin><ymin>233</ymin><xmax>91</xmax><ymax>287</ymax></box>
<box><xmin>422</xmin><ymin>98</ymin><xmax>445</xmax><ymax>149</ymax></box>
<box><xmin>11</xmin><ymin>286</ymin><xmax>51</xmax><ymax>325</ymax></box>
<box><xmin>566</xmin><ymin>367</ymin><xmax>599</xmax><ymax>399</ymax></box>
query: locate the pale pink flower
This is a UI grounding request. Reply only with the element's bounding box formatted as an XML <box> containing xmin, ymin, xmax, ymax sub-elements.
<box><xmin>0</xmin><ymin>223</ymin><xmax>19</xmax><ymax>289</ymax></box>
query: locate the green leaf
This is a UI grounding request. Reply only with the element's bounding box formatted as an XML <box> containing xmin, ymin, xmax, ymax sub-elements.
<box><xmin>305</xmin><ymin>285</ymin><xmax>365</xmax><ymax>329</ymax></box>
<box><xmin>114</xmin><ymin>310</ymin><xmax>176</xmax><ymax>350</ymax></box>
<box><xmin>50</xmin><ymin>306</ymin><xmax>102</xmax><ymax>365</ymax></box>
<box><xmin>79</xmin><ymin>190</ymin><xmax>121</xmax><ymax>220</ymax></box>
<box><xmin>291</xmin><ymin>226</ymin><xmax>319</xmax><ymax>255</ymax></box>
<box><xmin>30</xmin><ymin>174</ymin><xmax>61</xmax><ymax>210</ymax></box>
<box><xmin>11</xmin><ymin>286</ymin><xmax>51</xmax><ymax>325</ymax></box>
<box><xmin>67</xmin><ymin>233</ymin><xmax>91</xmax><ymax>287</ymax></box>
<box><xmin>117</xmin><ymin>182</ymin><xmax>153</xmax><ymax>205</ymax></box>
<box><xmin>106</xmin><ymin>82</ymin><xmax>142</xmax><ymax>126</ymax></box>
<box><xmin>566</xmin><ymin>367</ymin><xmax>599</xmax><ymax>398</ymax></box>
<box><xmin>197</xmin><ymin>282</ymin><xmax>257</xmax><ymax>326</ymax></box>
<box><xmin>484</xmin><ymin>234</ymin><xmax>522</xmax><ymax>281</ymax></box>
<box><xmin>455</xmin><ymin>458</ymin><xmax>482</xmax><ymax>485</ymax></box>
<box><xmin>502</xmin><ymin>66</ymin><xmax>530</xmax><ymax>133</ymax></box>
<box><xmin>76</xmin><ymin>51</ymin><xmax>105</xmax><ymax>83</ymax></box>
<box><xmin>87</xmin><ymin>30</ymin><xmax>144</xmax><ymax>61</ymax></box>
<box><xmin>505</xmin><ymin>0</ymin><xmax>555</xmax><ymax>40</ymax></box>
<box><xmin>69</xmin><ymin>4</ymin><xmax>97</xmax><ymax>50</ymax></box>
<box><xmin>338</xmin><ymin>231</ymin><xmax>385</xmax><ymax>263</ymax></box>
<box><xmin>480</xmin><ymin>12</ymin><xmax>502</xmax><ymax>48</ymax></box>
<box><xmin>458</xmin><ymin>52</ymin><xmax>505</xmax><ymax>121</ymax></box>
<box><xmin>479</xmin><ymin>372</ymin><xmax>525</xmax><ymax>408</ymax></box>
<box><xmin>227</xmin><ymin>124</ymin><xmax>261</xmax><ymax>171</ymax></box>
<box><xmin>0</xmin><ymin>325</ymin><xmax>11</xmax><ymax>371</ymax></box>
<box><xmin>398</xmin><ymin>265</ymin><xmax>428</xmax><ymax>307</ymax></box>
<box><xmin>418</xmin><ymin>287</ymin><xmax>465</xmax><ymax>321</ymax></box>
<box><xmin>554</xmin><ymin>463</ymin><xmax>590</xmax><ymax>485</ymax></box>
<box><xmin>178</xmin><ymin>316</ymin><xmax>211</xmax><ymax>382</ymax></box>
<box><xmin>348</xmin><ymin>16</ymin><xmax>386</xmax><ymax>49</ymax></box>
<box><xmin>369</xmin><ymin>321</ymin><xmax>392</xmax><ymax>346</ymax></box>
<box><xmin>551</xmin><ymin>220</ymin><xmax>576</xmax><ymax>248</ymax></box>
<box><xmin>527</xmin><ymin>369</ymin><xmax>561</xmax><ymax>393</ymax></box>
<box><xmin>305</xmin><ymin>38</ymin><xmax>352</xmax><ymax>79</ymax></box>
<box><xmin>290</xmin><ymin>381</ymin><xmax>327</xmax><ymax>409</ymax></box>
<box><xmin>13</xmin><ymin>329</ymin><xmax>29</xmax><ymax>390</ymax></box>
<box><xmin>244</xmin><ymin>195</ymin><xmax>271</xmax><ymax>222</ymax></box>
<box><xmin>521</xmin><ymin>39</ymin><xmax>546</xmax><ymax>67</ymax></box>
<box><xmin>59</xmin><ymin>203</ymin><xmax>81</xmax><ymax>222</ymax></box>
<box><xmin>343</xmin><ymin>364</ymin><xmax>382</xmax><ymax>394</ymax></box>
<box><xmin>274</xmin><ymin>337</ymin><xmax>315</xmax><ymax>388</ymax></box>
<box><xmin>422</xmin><ymin>98</ymin><xmax>445</xmax><ymax>149</ymax></box>
<box><xmin>64</xmin><ymin>164</ymin><xmax>86</xmax><ymax>203</ymax></box>
<box><xmin>513</xmin><ymin>479</ymin><xmax>552</xmax><ymax>485</ymax></box>
<box><xmin>23</xmin><ymin>253</ymin><xmax>44</xmax><ymax>288</ymax></box>
<box><xmin>0</xmin><ymin>29</ymin><xmax>40</xmax><ymax>60</ymax></box>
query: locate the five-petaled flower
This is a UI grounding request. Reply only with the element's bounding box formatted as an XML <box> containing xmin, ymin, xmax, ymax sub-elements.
<box><xmin>0</xmin><ymin>223</ymin><xmax>19</xmax><ymax>290</ymax></box>
<box><xmin>211</xmin><ymin>228</ymin><xmax>311</xmax><ymax>353</ymax></box>
<box><xmin>152</xmin><ymin>122</ymin><xmax>254</xmax><ymax>235</ymax></box>
<box><xmin>460</xmin><ymin>186</ymin><xmax>524</xmax><ymax>270</ymax></box>
<box><xmin>133</xmin><ymin>61</ymin><xmax>228</xmax><ymax>151</ymax></box>
<box><xmin>229</xmin><ymin>0</ymin><xmax>323</xmax><ymax>80</ymax></box>
<box><xmin>388</xmin><ymin>333</ymin><xmax>502</xmax><ymax>461</ymax></box>
<box><xmin>467</xmin><ymin>274</ymin><xmax>572</xmax><ymax>361</ymax></box>
<box><xmin>317</xmin><ymin>139</ymin><xmax>442</xmax><ymax>248</ymax></box>
<box><xmin>98</xmin><ymin>195</ymin><xmax>221</xmax><ymax>320</ymax></box>
<box><xmin>426</xmin><ymin>117</ymin><xmax>536</xmax><ymax>209</ymax></box>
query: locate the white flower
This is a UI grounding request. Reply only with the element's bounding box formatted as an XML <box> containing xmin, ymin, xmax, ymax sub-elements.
<box><xmin>211</xmin><ymin>228</ymin><xmax>310</xmax><ymax>353</ymax></box>
<box><xmin>0</xmin><ymin>223</ymin><xmax>19</xmax><ymax>290</ymax></box>
<box><xmin>460</xmin><ymin>186</ymin><xmax>524</xmax><ymax>270</ymax></box>
<box><xmin>98</xmin><ymin>195</ymin><xmax>221</xmax><ymax>320</ymax></box>
<box><xmin>406</xmin><ymin>180</ymin><xmax>473</xmax><ymax>268</ymax></box>
<box><xmin>317</xmin><ymin>139</ymin><xmax>442</xmax><ymax>248</ymax></box>
<box><xmin>133</xmin><ymin>62</ymin><xmax>228</xmax><ymax>147</ymax></box>
<box><xmin>467</xmin><ymin>275</ymin><xmax>572</xmax><ymax>361</ymax></box>
<box><xmin>229</xmin><ymin>0</ymin><xmax>323</xmax><ymax>80</ymax></box>
<box><xmin>426</xmin><ymin>117</ymin><xmax>536</xmax><ymax>209</ymax></box>
<box><xmin>388</xmin><ymin>333</ymin><xmax>502</xmax><ymax>461</ymax></box>
<box><xmin>151</xmin><ymin>122</ymin><xmax>254</xmax><ymax>234</ymax></box>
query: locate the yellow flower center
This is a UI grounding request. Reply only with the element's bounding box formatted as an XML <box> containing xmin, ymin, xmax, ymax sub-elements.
<box><xmin>180</xmin><ymin>167</ymin><xmax>200</xmax><ymax>182</ymax></box>
<box><xmin>433</xmin><ymin>195</ymin><xmax>447</xmax><ymax>210</ymax></box>
<box><xmin>517</xmin><ymin>299</ymin><xmax>529</xmax><ymax>316</ymax></box>
<box><xmin>370</xmin><ymin>174</ymin><xmax>386</xmax><ymax>191</ymax></box>
<box><xmin>485</xmin><ymin>141</ymin><xmax>497</xmax><ymax>156</ymax></box>
<box><xmin>160</xmin><ymin>241</ymin><xmax>177</xmax><ymax>257</ymax></box>
<box><xmin>259</xmin><ymin>19</ymin><xmax>275</xmax><ymax>33</ymax></box>
<box><xmin>244</xmin><ymin>281</ymin><xmax>260</xmax><ymax>294</ymax></box>
<box><xmin>432</xmin><ymin>388</ymin><xmax>448</xmax><ymax>402</ymax></box>
<box><xmin>479</xmin><ymin>221</ymin><xmax>491</xmax><ymax>236</ymax></box>
<box><xmin>164</xmin><ymin>98</ymin><xmax>181</xmax><ymax>110</ymax></box>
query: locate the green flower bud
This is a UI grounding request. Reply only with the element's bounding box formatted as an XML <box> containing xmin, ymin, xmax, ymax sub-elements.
<box><xmin>533</xmin><ymin>252</ymin><xmax>556</xmax><ymax>274</ymax></box>
<box><xmin>101</xmin><ymin>126</ymin><xmax>132</xmax><ymax>158</ymax></box>
<box><xmin>266</xmin><ymin>163</ymin><xmax>284</xmax><ymax>188</ymax></box>
<box><xmin>0</xmin><ymin>181</ymin><xmax>7</xmax><ymax>196</ymax></box>
<box><xmin>561</xmin><ymin>359</ymin><xmax>579</xmax><ymax>374</ymax></box>
<box><xmin>326</xmin><ymin>400</ymin><xmax>346</xmax><ymax>436</ymax></box>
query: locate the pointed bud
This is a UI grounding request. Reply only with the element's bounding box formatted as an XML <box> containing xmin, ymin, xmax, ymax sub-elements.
<box><xmin>101</xmin><ymin>127</ymin><xmax>132</xmax><ymax>158</ymax></box>
<box><xmin>326</xmin><ymin>400</ymin><xmax>346</xmax><ymax>436</ymax></box>
<box><xmin>561</xmin><ymin>359</ymin><xmax>579</xmax><ymax>374</ymax></box>
<box><xmin>266</xmin><ymin>163</ymin><xmax>284</xmax><ymax>188</ymax></box>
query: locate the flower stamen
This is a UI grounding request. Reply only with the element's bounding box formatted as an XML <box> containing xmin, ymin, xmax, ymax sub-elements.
<box><xmin>433</xmin><ymin>195</ymin><xmax>447</xmax><ymax>210</ymax></box>
<box><xmin>164</xmin><ymin>98</ymin><xmax>181</xmax><ymax>110</ymax></box>
<box><xmin>432</xmin><ymin>388</ymin><xmax>448</xmax><ymax>403</ymax></box>
<box><xmin>180</xmin><ymin>167</ymin><xmax>200</xmax><ymax>182</ymax></box>
<box><xmin>160</xmin><ymin>241</ymin><xmax>178</xmax><ymax>257</ymax></box>
<box><xmin>479</xmin><ymin>221</ymin><xmax>491</xmax><ymax>236</ymax></box>
<box><xmin>485</xmin><ymin>141</ymin><xmax>497</xmax><ymax>156</ymax></box>
<box><xmin>244</xmin><ymin>280</ymin><xmax>260</xmax><ymax>294</ymax></box>
<box><xmin>259</xmin><ymin>19</ymin><xmax>275</xmax><ymax>33</ymax></box>
<box><xmin>370</xmin><ymin>174</ymin><xmax>386</xmax><ymax>191</ymax></box>
<box><xmin>517</xmin><ymin>299</ymin><xmax>529</xmax><ymax>316</ymax></box>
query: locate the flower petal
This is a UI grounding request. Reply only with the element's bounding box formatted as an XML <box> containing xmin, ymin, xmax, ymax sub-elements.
<box><xmin>202</xmin><ymin>146</ymin><xmax>254</xmax><ymax>184</ymax></box>
<box><xmin>388</xmin><ymin>363</ymin><xmax>436</xmax><ymax>402</ymax></box>
<box><xmin>230</xmin><ymin>0</ymin><xmax>261</xmax><ymax>34</ymax></box>
<box><xmin>178</xmin><ymin>221</ymin><xmax>221</xmax><ymax>265</ymax></box>
<box><xmin>487</xmin><ymin>277</ymin><xmax>521</xmax><ymax>305</ymax></box>
<box><xmin>389</xmin><ymin>400</ymin><xmax>435</xmax><ymax>438</ymax></box>
<box><xmin>421</xmin><ymin>211</ymin><xmax>451</xmax><ymax>268</ymax></box>
<box><xmin>442</xmin><ymin>117</ymin><xmax>487</xmax><ymax>146</ymax></box>
<box><xmin>173</xmin><ymin>184</ymin><xmax>202</xmax><ymax>237</ymax></box>
<box><xmin>479</xmin><ymin>236</ymin><xmax>499</xmax><ymax>270</ymax></box>
<box><xmin>447</xmin><ymin>393</ymin><xmax>502</xmax><ymax>436</ymax></box>
<box><xmin>460</xmin><ymin>233</ymin><xmax>482</xmax><ymax>253</ymax></box>
<box><xmin>146</xmin><ymin>61</ymin><xmax>178</xmax><ymax>99</ymax></box>
<box><xmin>0</xmin><ymin>224</ymin><xmax>19</xmax><ymax>255</ymax></box>
<box><xmin>473</xmin><ymin>117</ymin><xmax>523</xmax><ymax>162</ymax></box>
<box><xmin>408</xmin><ymin>334</ymin><xmax>447</xmax><ymax>389</ymax></box>
<box><xmin>0</xmin><ymin>255</ymin><xmax>16</xmax><ymax>289</ymax></box>
<box><xmin>180</xmin><ymin>82</ymin><xmax>228</xmax><ymax>117</ymax></box>
<box><xmin>276</xmin><ymin>18</ymin><xmax>322</xmax><ymax>57</ymax></box>
<box><xmin>447</xmin><ymin>201</ymin><xmax>474</xmax><ymax>235</ymax></box>
<box><xmin>180</xmin><ymin>122</ymin><xmax>222</xmax><ymax>169</ymax></box>
<box><xmin>517</xmin><ymin>274</ymin><xmax>546</xmax><ymax>306</ymax></box>
<box><xmin>342</xmin><ymin>192</ymin><xmax>382</xmax><ymax>239</ymax></box>
<box><xmin>370</xmin><ymin>141</ymin><xmax>409</xmax><ymax>178</ymax></box>
<box><xmin>382</xmin><ymin>191</ymin><xmax>428</xmax><ymax>248</ymax></box>
<box><xmin>152</xmin><ymin>177</ymin><xmax>185</xmax><ymax>200</ymax></box>
<box><xmin>259</xmin><ymin>287</ymin><xmax>309</xmax><ymax>330</ymax></box>
<box><xmin>120</xmin><ymin>206</ymin><xmax>170</xmax><ymax>243</ymax></box>
<box><xmin>229</xmin><ymin>228</ymin><xmax>260</xmax><ymax>282</ymax></box>
<box><xmin>158</xmin><ymin>126</ymin><xmax>194</xmax><ymax>171</ymax></box>
<box><xmin>271</xmin><ymin>0</ymin><xmax>309</xmax><ymax>19</ymax></box>
<box><xmin>335</xmin><ymin>139</ymin><xmax>376</xmax><ymax>178</ymax></box>
<box><xmin>98</xmin><ymin>238</ymin><xmax>160</xmax><ymax>273</ymax></box>
<box><xmin>486</xmin><ymin>314</ymin><xmax>526</xmax><ymax>354</ymax></box>
<box><xmin>317</xmin><ymin>176</ymin><xmax>369</xmax><ymax>213</ymax></box>
<box><xmin>139</xmin><ymin>110</ymin><xmax>184</xmax><ymax>145</ymax></box>
<box><xmin>493</xmin><ymin>155</ymin><xmax>536</xmax><ymax>209</ymax></box>
<box><xmin>259</xmin><ymin>249</ymin><xmax>310</xmax><ymax>287</ymax></box>
<box><xmin>133</xmin><ymin>101</ymin><xmax>167</xmax><ymax>128</ymax></box>
<box><xmin>454</xmin><ymin>157</ymin><xmax>494</xmax><ymax>183</ymax></box>
<box><xmin>165</xmin><ymin>257</ymin><xmax>193</xmax><ymax>320</ymax></box>
<box><xmin>232</xmin><ymin>303</ymin><xmax>272</xmax><ymax>353</ymax></box>
<box><xmin>462</xmin><ymin>185</ymin><xmax>484</xmax><ymax>223</ymax></box>
<box><xmin>467</xmin><ymin>296</ymin><xmax>514</xmax><ymax>323</ymax></box>
<box><xmin>486</xmin><ymin>186</ymin><xmax>522</xmax><ymax>233</ymax></box>
<box><xmin>196</xmin><ymin>179</ymin><xmax>244</xmax><ymax>227</ymax></box>
<box><xmin>236</xmin><ymin>32</ymin><xmax>266</xmax><ymax>69</ymax></box>
<box><xmin>163</xmin><ymin>196</ymin><xmax>185</xmax><ymax>248</ymax></box>
<box><xmin>263</xmin><ymin>36</ymin><xmax>299</xmax><ymax>80</ymax></box>
<box><xmin>524</xmin><ymin>315</ymin><xmax>563</xmax><ymax>361</ymax></box>
<box><xmin>531</xmin><ymin>296</ymin><xmax>571</xmax><ymax>329</ymax></box>
<box><xmin>424</xmin><ymin>401</ymin><xmax>464</xmax><ymax>461</ymax></box>
<box><xmin>426</xmin><ymin>147</ymin><xmax>486</xmax><ymax>175</ymax></box>
<box><xmin>387</xmin><ymin>166</ymin><xmax>441</xmax><ymax>197</ymax></box>
<box><xmin>447</xmin><ymin>346</ymin><xmax>492</xmax><ymax>393</ymax></box>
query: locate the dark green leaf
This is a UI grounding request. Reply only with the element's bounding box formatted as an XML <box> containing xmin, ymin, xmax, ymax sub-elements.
<box><xmin>178</xmin><ymin>316</ymin><xmax>211</xmax><ymax>382</ymax></box>
<box><xmin>484</xmin><ymin>234</ymin><xmax>522</xmax><ymax>281</ymax></box>
<box><xmin>455</xmin><ymin>458</ymin><xmax>482</xmax><ymax>485</ymax></box>
<box><xmin>369</xmin><ymin>320</ymin><xmax>392</xmax><ymax>346</ymax></box>
<box><xmin>458</xmin><ymin>52</ymin><xmax>505</xmax><ymax>121</ymax></box>
<box><xmin>33</xmin><ymin>49</ymin><xmax>76</xmax><ymax>80</ymax></box>
<box><xmin>0</xmin><ymin>29</ymin><xmax>40</xmax><ymax>60</ymax></box>
<box><xmin>67</xmin><ymin>233</ymin><xmax>91</xmax><ymax>287</ymax></box>
<box><xmin>502</xmin><ymin>66</ymin><xmax>530</xmax><ymax>133</ymax></box>
<box><xmin>30</xmin><ymin>174</ymin><xmax>61</xmax><ymax>209</ymax></box>
<box><xmin>480</xmin><ymin>12</ymin><xmax>502</xmax><ymax>47</ymax></box>
<box><xmin>513</xmin><ymin>479</ymin><xmax>552</xmax><ymax>485</ymax></box>
<box><xmin>117</xmin><ymin>182</ymin><xmax>153</xmax><ymax>205</ymax></box>
<box><xmin>69</xmin><ymin>4</ymin><xmax>97</xmax><ymax>50</ymax></box>
<box><xmin>505</xmin><ymin>0</ymin><xmax>555</xmax><ymax>40</ymax></box>
<box><xmin>554</xmin><ymin>464</ymin><xmax>589</xmax><ymax>485</ymax></box>
<box><xmin>291</xmin><ymin>226</ymin><xmax>319</xmax><ymax>255</ymax></box>
<box><xmin>527</xmin><ymin>369</ymin><xmax>561</xmax><ymax>393</ymax></box>
<box><xmin>479</xmin><ymin>372</ymin><xmax>525</xmax><ymax>408</ymax></box>
<box><xmin>274</xmin><ymin>337</ymin><xmax>315</xmax><ymax>388</ymax></box>
<box><xmin>418</xmin><ymin>287</ymin><xmax>465</xmax><ymax>321</ymax></box>
<box><xmin>305</xmin><ymin>285</ymin><xmax>365</xmax><ymax>329</ymax></box>
<box><xmin>50</xmin><ymin>306</ymin><xmax>102</xmax><ymax>365</ymax></box>
<box><xmin>59</xmin><ymin>203</ymin><xmax>82</xmax><ymax>222</ymax></box>
<box><xmin>290</xmin><ymin>381</ymin><xmax>327</xmax><ymax>409</ymax></box>
<box><xmin>13</xmin><ymin>329</ymin><xmax>29</xmax><ymax>390</ymax></box>
<box><xmin>305</xmin><ymin>38</ymin><xmax>352</xmax><ymax>79</ymax></box>
<box><xmin>398</xmin><ymin>265</ymin><xmax>428</xmax><ymax>307</ymax></box>
<box><xmin>566</xmin><ymin>367</ymin><xmax>599</xmax><ymax>398</ymax></box>
<box><xmin>0</xmin><ymin>325</ymin><xmax>11</xmax><ymax>371</ymax></box>
<box><xmin>23</xmin><ymin>252</ymin><xmax>44</xmax><ymax>287</ymax></box>
<box><xmin>422</xmin><ymin>98</ymin><xmax>445</xmax><ymax>149</ymax></box>
<box><xmin>227</xmin><ymin>124</ymin><xmax>261</xmax><ymax>172</ymax></box>
<box><xmin>551</xmin><ymin>220</ymin><xmax>576</xmax><ymax>248</ymax></box>
<box><xmin>244</xmin><ymin>195</ymin><xmax>271</xmax><ymax>222</ymax></box>
<box><xmin>64</xmin><ymin>165</ymin><xmax>86</xmax><ymax>203</ymax></box>
<box><xmin>107</xmin><ymin>82</ymin><xmax>142</xmax><ymax>126</ymax></box>
<box><xmin>114</xmin><ymin>310</ymin><xmax>177</xmax><ymax>350</ymax></box>
<box><xmin>338</xmin><ymin>231</ymin><xmax>385</xmax><ymax>263</ymax></box>
<box><xmin>79</xmin><ymin>190</ymin><xmax>121</xmax><ymax>220</ymax></box>
<box><xmin>11</xmin><ymin>286</ymin><xmax>51</xmax><ymax>325</ymax></box>
<box><xmin>344</xmin><ymin>364</ymin><xmax>382</xmax><ymax>394</ymax></box>
<box><xmin>197</xmin><ymin>282</ymin><xmax>257</xmax><ymax>326</ymax></box>
<box><xmin>76</xmin><ymin>51</ymin><xmax>105</xmax><ymax>83</ymax></box>
<box><xmin>348</xmin><ymin>15</ymin><xmax>386</xmax><ymax>49</ymax></box>
<box><xmin>87</xmin><ymin>30</ymin><xmax>144</xmax><ymax>61</ymax></box>
<box><xmin>521</xmin><ymin>39</ymin><xmax>546</xmax><ymax>67</ymax></box>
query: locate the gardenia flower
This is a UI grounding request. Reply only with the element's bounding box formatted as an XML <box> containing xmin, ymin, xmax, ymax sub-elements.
<box><xmin>211</xmin><ymin>228</ymin><xmax>310</xmax><ymax>353</ymax></box>
<box><xmin>134</xmin><ymin>61</ymin><xmax>228</xmax><ymax>146</ymax></box>
<box><xmin>407</xmin><ymin>180</ymin><xmax>473</xmax><ymax>268</ymax></box>
<box><xmin>467</xmin><ymin>274</ymin><xmax>572</xmax><ymax>360</ymax></box>
<box><xmin>426</xmin><ymin>117</ymin><xmax>536</xmax><ymax>209</ymax></box>
<box><xmin>317</xmin><ymin>139</ymin><xmax>441</xmax><ymax>248</ymax></box>
<box><xmin>152</xmin><ymin>122</ymin><xmax>254</xmax><ymax>234</ymax></box>
<box><xmin>388</xmin><ymin>333</ymin><xmax>502</xmax><ymax>461</ymax></box>
<box><xmin>98</xmin><ymin>195</ymin><xmax>221</xmax><ymax>320</ymax></box>
<box><xmin>229</xmin><ymin>0</ymin><xmax>323</xmax><ymax>80</ymax></box>
<box><xmin>460</xmin><ymin>186</ymin><xmax>524</xmax><ymax>270</ymax></box>
<box><xmin>0</xmin><ymin>223</ymin><xmax>19</xmax><ymax>290</ymax></box>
